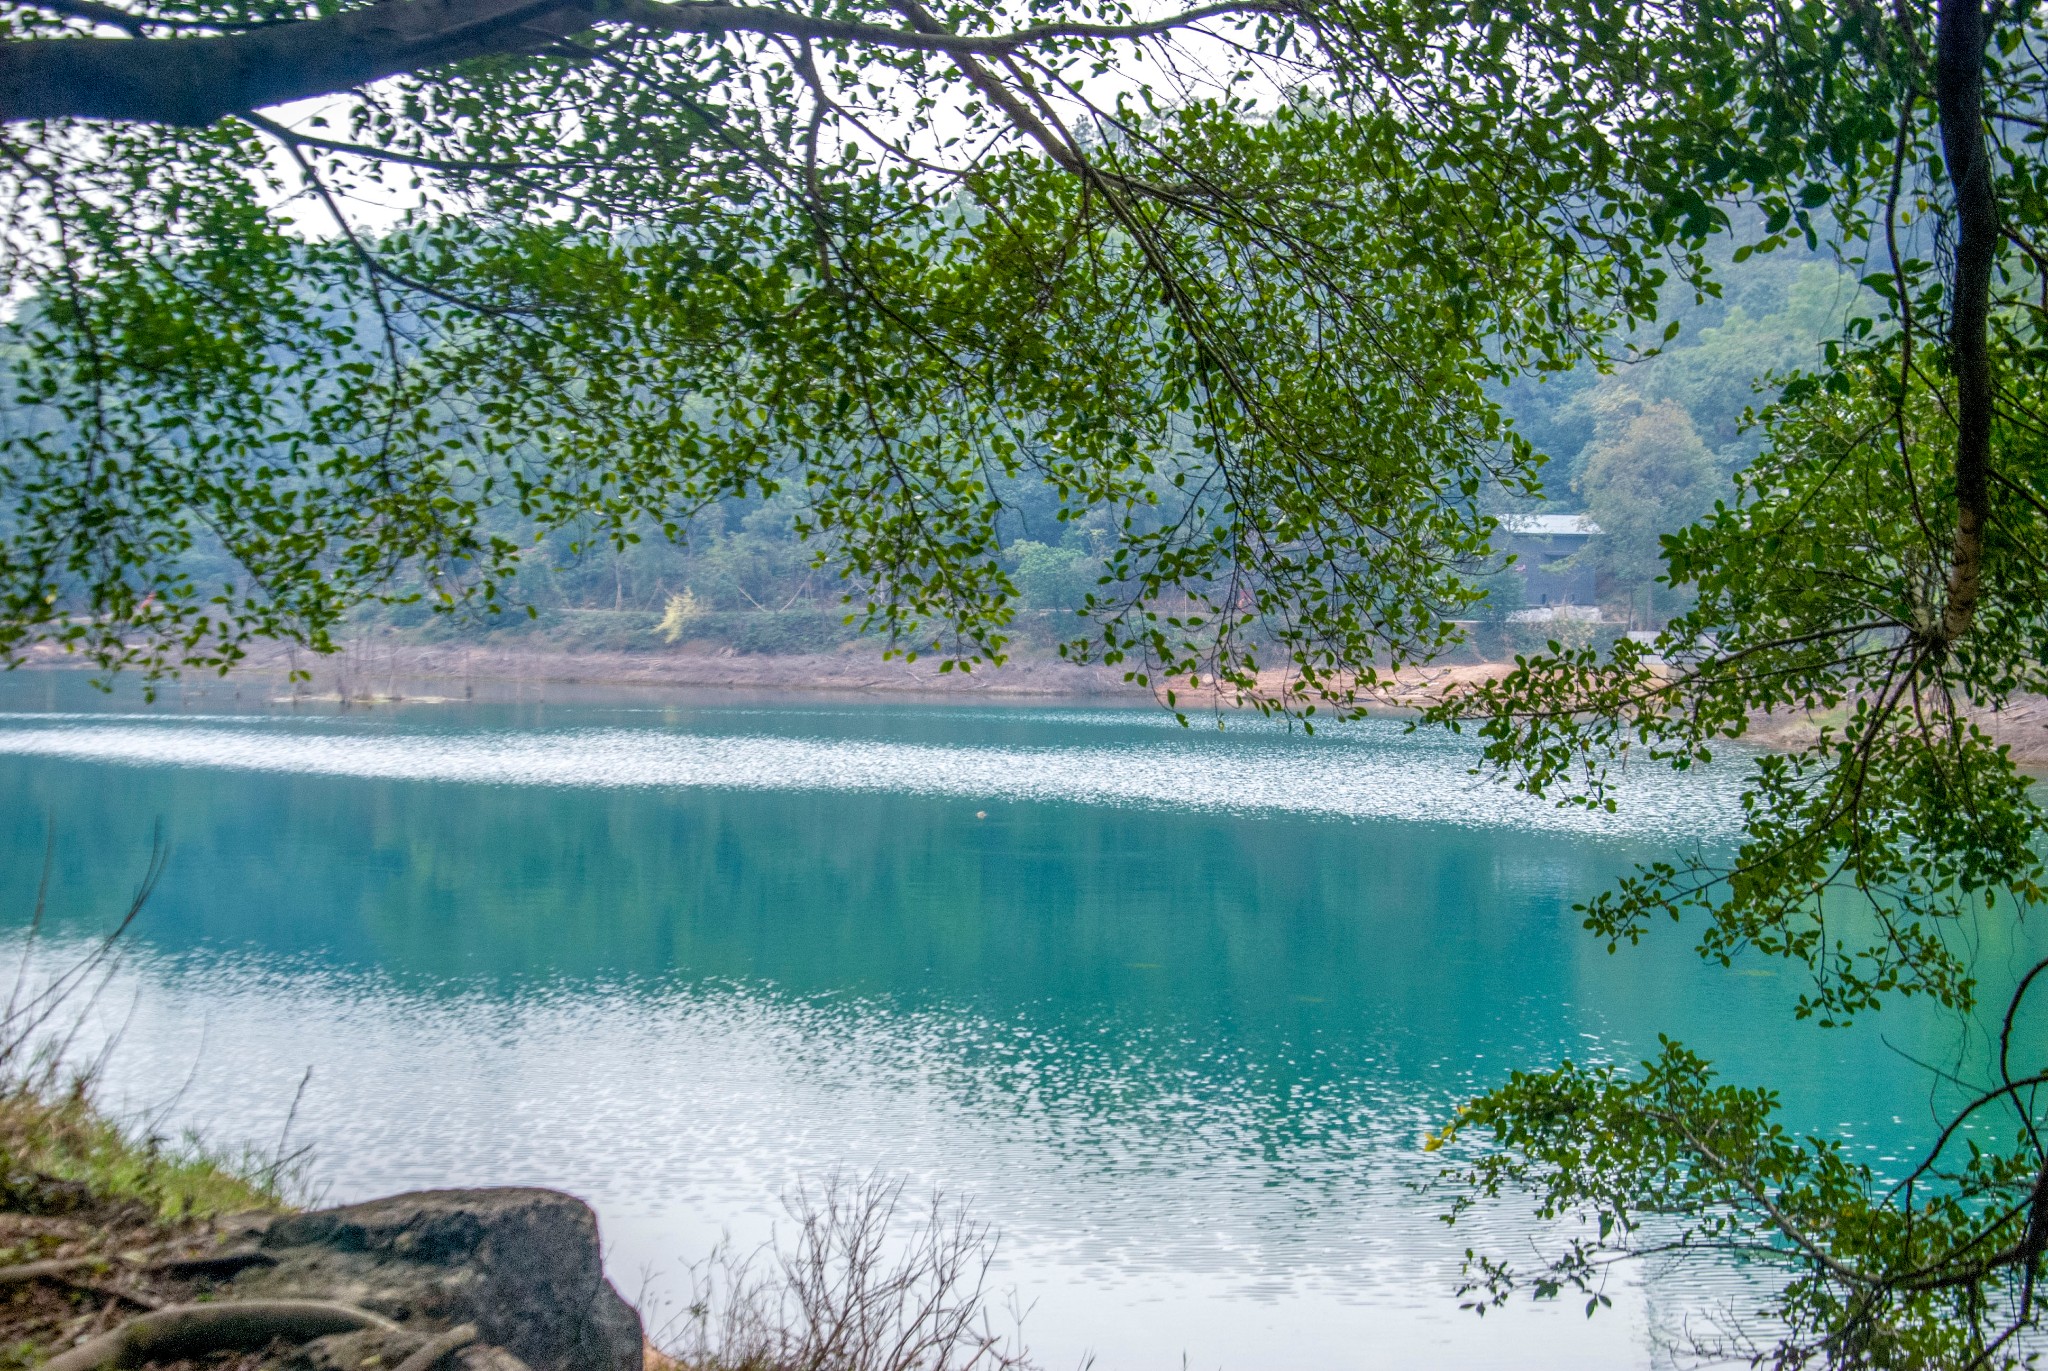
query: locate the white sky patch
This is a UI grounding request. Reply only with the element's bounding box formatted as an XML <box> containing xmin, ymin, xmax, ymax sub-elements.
<box><xmin>216</xmin><ymin>0</ymin><xmax>1304</xmax><ymax>242</ymax></box>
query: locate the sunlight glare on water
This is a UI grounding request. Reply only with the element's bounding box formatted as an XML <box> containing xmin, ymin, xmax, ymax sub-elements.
<box><xmin>0</xmin><ymin>708</ymin><xmax>1748</xmax><ymax>839</ymax></box>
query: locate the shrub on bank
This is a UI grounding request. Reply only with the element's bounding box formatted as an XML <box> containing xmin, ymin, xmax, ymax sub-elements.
<box><xmin>661</xmin><ymin>1172</ymin><xmax>1034</xmax><ymax>1371</ymax></box>
<box><xmin>355</xmin><ymin>604</ymin><xmax>868</xmax><ymax>656</ymax></box>
<box><xmin>1466</xmin><ymin>620</ymin><xmax>1631</xmax><ymax>661</ymax></box>
<box><xmin>703</xmin><ymin>610</ymin><xmax>858</xmax><ymax>656</ymax></box>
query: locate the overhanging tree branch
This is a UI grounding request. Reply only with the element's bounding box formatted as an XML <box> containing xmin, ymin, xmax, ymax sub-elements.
<box><xmin>0</xmin><ymin>0</ymin><xmax>1270</xmax><ymax>125</ymax></box>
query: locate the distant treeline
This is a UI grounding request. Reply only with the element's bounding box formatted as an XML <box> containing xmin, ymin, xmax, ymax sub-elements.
<box><xmin>2</xmin><ymin>231</ymin><xmax>1853</xmax><ymax>656</ymax></box>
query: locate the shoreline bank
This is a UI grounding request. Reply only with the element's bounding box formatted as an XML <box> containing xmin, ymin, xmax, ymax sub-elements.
<box><xmin>174</xmin><ymin>639</ymin><xmax>1148</xmax><ymax>701</ymax></box>
<box><xmin>16</xmin><ymin>639</ymin><xmax>1146</xmax><ymax>700</ymax></box>
<box><xmin>20</xmin><ymin>639</ymin><xmax>2048</xmax><ymax>764</ymax></box>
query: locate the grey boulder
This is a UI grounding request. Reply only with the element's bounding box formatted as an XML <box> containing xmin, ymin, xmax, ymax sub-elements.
<box><xmin>234</xmin><ymin>1188</ymin><xmax>643</xmax><ymax>1371</ymax></box>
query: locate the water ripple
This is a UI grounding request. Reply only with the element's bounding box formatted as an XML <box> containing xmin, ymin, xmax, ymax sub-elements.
<box><xmin>0</xmin><ymin>718</ymin><xmax>1745</xmax><ymax>840</ymax></box>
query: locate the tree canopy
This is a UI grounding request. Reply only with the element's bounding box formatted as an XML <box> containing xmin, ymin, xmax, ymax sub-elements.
<box><xmin>0</xmin><ymin>0</ymin><xmax>1719</xmax><ymax>688</ymax></box>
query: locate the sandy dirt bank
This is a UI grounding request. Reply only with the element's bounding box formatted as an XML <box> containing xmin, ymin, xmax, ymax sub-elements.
<box><xmin>24</xmin><ymin>640</ymin><xmax>2048</xmax><ymax>763</ymax></box>
<box><xmin>131</xmin><ymin>638</ymin><xmax>1151</xmax><ymax>700</ymax></box>
<box><xmin>1160</xmin><ymin>660</ymin><xmax>2048</xmax><ymax>766</ymax></box>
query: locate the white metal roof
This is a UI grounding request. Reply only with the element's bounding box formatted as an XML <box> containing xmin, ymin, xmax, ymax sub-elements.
<box><xmin>1499</xmin><ymin>513</ymin><xmax>1602</xmax><ymax>537</ymax></box>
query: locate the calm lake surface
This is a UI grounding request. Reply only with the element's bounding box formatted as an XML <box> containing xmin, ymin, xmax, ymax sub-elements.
<box><xmin>0</xmin><ymin>673</ymin><xmax>2027</xmax><ymax>1369</ymax></box>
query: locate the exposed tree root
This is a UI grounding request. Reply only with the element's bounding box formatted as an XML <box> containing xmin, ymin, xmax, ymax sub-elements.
<box><xmin>40</xmin><ymin>1299</ymin><xmax>399</xmax><ymax>1371</ymax></box>
<box><xmin>0</xmin><ymin>1255</ymin><xmax>102</xmax><ymax>1287</ymax></box>
<box><xmin>73</xmin><ymin>1282</ymin><xmax>164</xmax><ymax>1314</ymax></box>
<box><xmin>0</xmin><ymin>1245</ymin><xmax>267</xmax><ymax>1286</ymax></box>
<box><xmin>134</xmin><ymin>1247</ymin><xmax>271</xmax><ymax>1277</ymax></box>
<box><xmin>390</xmin><ymin>1322</ymin><xmax>479</xmax><ymax>1371</ymax></box>
<box><xmin>0</xmin><ymin>1244</ymin><xmax>271</xmax><ymax>1316</ymax></box>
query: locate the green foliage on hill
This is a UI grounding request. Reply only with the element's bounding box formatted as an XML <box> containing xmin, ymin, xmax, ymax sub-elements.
<box><xmin>1493</xmin><ymin>249</ymin><xmax>1864</xmax><ymax>621</ymax></box>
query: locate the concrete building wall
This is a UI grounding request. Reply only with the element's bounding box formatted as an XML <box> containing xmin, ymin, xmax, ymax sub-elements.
<box><xmin>1509</xmin><ymin>532</ymin><xmax>1597</xmax><ymax>606</ymax></box>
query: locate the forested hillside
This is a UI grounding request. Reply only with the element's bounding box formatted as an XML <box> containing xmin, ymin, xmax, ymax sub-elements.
<box><xmin>0</xmin><ymin>201</ymin><xmax>1857</xmax><ymax>665</ymax></box>
<box><xmin>1491</xmin><ymin>237</ymin><xmax>1860</xmax><ymax>625</ymax></box>
<box><xmin>215</xmin><ymin>240</ymin><xmax>1862</xmax><ymax>660</ymax></box>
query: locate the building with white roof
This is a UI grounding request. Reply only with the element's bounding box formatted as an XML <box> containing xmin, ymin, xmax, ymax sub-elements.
<box><xmin>1498</xmin><ymin>512</ymin><xmax>1604</xmax><ymax>609</ymax></box>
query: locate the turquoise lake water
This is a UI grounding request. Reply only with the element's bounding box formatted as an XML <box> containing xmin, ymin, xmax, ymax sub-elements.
<box><xmin>0</xmin><ymin>673</ymin><xmax>2029</xmax><ymax>1369</ymax></box>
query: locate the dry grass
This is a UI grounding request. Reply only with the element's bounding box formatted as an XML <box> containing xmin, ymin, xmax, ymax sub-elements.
<box><xmin>656</xmin><ymin>1173</ymin><xmax>1041</xmax><ymax>1371</ymax></box>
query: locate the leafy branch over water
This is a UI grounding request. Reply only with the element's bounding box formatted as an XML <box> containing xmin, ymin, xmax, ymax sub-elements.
<box><xmin>1408</xmin><ymin>0</ymin><xmax>2048</xmax><ymax>1359</ymax></box>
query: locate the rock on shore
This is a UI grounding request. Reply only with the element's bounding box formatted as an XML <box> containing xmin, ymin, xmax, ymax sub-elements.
<box><xmin>235</xmin><ymin>1188</ymin><xmax>643</xmax><ymax>1371</ymax></box>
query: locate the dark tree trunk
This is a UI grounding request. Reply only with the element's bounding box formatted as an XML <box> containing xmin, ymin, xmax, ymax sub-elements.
<box><xmin>1935</xmin><ymin>0</ymin><xmax>1997</xmax><ymax>645</ymax></box>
